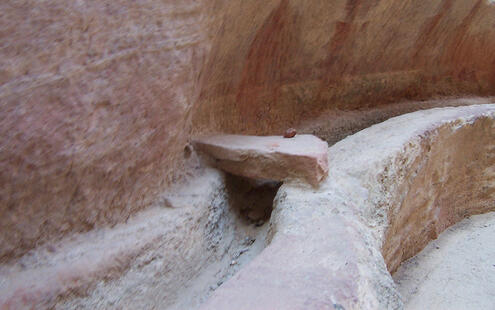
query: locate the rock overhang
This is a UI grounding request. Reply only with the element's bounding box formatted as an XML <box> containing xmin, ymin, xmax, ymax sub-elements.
<box><xmin>193</xmin><ymin>134</ymin><xmax>329</xmax><ymax>186</ymax></box>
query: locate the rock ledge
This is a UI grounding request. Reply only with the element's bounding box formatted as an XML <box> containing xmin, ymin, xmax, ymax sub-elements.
<box><xmin>193</xmin><ymin>134</ymin><xmax>329</xmax><ymax>186</ymax></box>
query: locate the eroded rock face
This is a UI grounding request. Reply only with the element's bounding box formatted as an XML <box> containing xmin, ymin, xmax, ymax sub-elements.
<box><xmin>194</xmin><ymin>0</ymin><xmax>495</xmax><ymax>134</ymax></box>
<box><xmin>201</xmin><ymin>105</ymin><xmax>495</xmax><ymax>310</ymax></box>
<box><xmin>193</xmin><ymin>134</ymin><xmax>329</xmax><ymax>186</ymax></box>
<box><xmin>381</xmin><ymin>112</ymin><xmax>495</xmax><ymax>272</ymax></box>
<box><xmin>0</xmin><ymin>169</ymin><xmax>235</xmax><ymax>310</ymax></box>
<box><xmin>0</xmin><ymin>0</ymin><xmax>209</xmax><ymax>261</ymax></box>
<box><xmin>0</xmin><ymin>105</ymin><xmax>493</xmax><ymax>309</ymax></box>
<box><xmin>2</xmin><ymin>0</ymin><xmax>495</xmax><ymax>261</ymax></box>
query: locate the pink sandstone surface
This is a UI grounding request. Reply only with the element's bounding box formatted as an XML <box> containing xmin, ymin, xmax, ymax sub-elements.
<box><xmin>1</xmin><ymin>0</ymin><xmax>495</xmax><ymax>308</ymax></box>
<box><xmin>0</xmin><ymin>104</ymin><xmax>493</xmax><ymax>309</ymax></box>
<box><xmin>2</xmin><ymin>0</ymin><xmax>495</xmax><ymax>262</ymax></box>
<box><xmin>193</xmin><ymin>134</ymin><xmax>329</xmax><ymax>186</ymax></box>
<box><xmin>200</xmin><ymin>104</ymin><xmax>495</xmax><ymax>310</ymax></box>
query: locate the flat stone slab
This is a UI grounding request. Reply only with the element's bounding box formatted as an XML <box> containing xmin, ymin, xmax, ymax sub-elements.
<box><xmin>193</xmin><ymin>134</ymin><xmax>329</xmax><ymax>186</ymax></box>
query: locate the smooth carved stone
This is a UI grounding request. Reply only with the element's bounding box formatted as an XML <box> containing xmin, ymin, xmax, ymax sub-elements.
<box><xmin>193</xmin><ymin>134</ymin><xmax>329</xmax><ymax>186</ymax></box>
<box><xmin>200</xmin><ymin>104</ymin><xmax>495</xmax><ymax>310</ymax></box>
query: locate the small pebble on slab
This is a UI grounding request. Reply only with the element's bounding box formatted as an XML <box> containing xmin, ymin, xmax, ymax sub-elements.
<box><xmin>284</xmin><ymin>128</ymin><xmax>297</xmax><ymax>138</ymax></box>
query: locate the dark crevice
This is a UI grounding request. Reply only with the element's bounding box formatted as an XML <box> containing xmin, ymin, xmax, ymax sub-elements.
<box><xmin>224</xmin><ymin>173</ymin><xmax>281</xmax><ymax>226</ymax></box>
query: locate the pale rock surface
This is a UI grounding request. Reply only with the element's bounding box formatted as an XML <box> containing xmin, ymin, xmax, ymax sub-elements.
<box><xmin>0</xmin><ymin>168</ymin><xmax>277</xmax><ymax>310</ymax></box>
<box><xmin>0</xmin><ymin>169</ymin><xmax>234</xmax><ymax>309</ymax></box>
<box><xmin>394</xmin><ymin>212</ymin><xmax>495</xmax><ymax>310</ymax></box>
<box><xmin>3</xmin><ymin>0</ymin><xmax>495</xmax><ymax>261</ymax></box>
<box><xmin>2</xmin><ymin>0</ymin><xmax>495</xmax><ymax>305</ymax></box>
<box><xmin>201</xmin><ymin>104</ymin><xmax>495</xmax><ymax>309</ymax></box>
<box><xmin>193</xmin><ymin>134</ymin><xmax>329</xmax><ymax>186</ymax></box>
<box><xmin>0</xmin><ymin>104</ymin><xmax>493</xmax><ymax>309</ymax></box>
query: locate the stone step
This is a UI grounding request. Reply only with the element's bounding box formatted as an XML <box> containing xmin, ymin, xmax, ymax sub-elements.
<box><xmin>193</xmin><ymin>134</ymin><xmax>329</xmax><ymax>186</ymax></box>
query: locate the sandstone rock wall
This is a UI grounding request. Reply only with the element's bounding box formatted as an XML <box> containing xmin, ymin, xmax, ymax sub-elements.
<box><xmin>0</xmin><ymin>0</ymin><xmax>209</xmax><ymax>260</ymax></box>
<box><xmin>382</xmin><ymin>115</ymin><xmax>495</xmax><ymax>272</ymax></box>
<box><xmin>195</xmin><ymin>0</ymin><xmax>495</xmax><ymax>134</ymax></box>
<box><xmin>2</xmin><ymin>0</ymin><xmax>495</xmax><ymax>260</ymax></box>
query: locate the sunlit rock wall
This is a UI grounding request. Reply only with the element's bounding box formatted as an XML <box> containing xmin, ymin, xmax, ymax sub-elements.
<box><xmin>1</xmin><ymin>0</ymin><xmax>495</xmax><ymax>260</ymax></box>
<box><xmin>194</xmin><ymin>0</ymin><xmax>495</xmax><ymax>134</ymax></box>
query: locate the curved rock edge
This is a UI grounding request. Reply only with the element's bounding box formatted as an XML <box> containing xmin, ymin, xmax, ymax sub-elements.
<box><xmin>1</xmin><ymin>104</ymin><xmax>493</xmax><ymax>309</ymax></box>
<box><xmin>201</xmin><ymin>104</ymin><xmax>495</xmax><ymax>310</ymax></box>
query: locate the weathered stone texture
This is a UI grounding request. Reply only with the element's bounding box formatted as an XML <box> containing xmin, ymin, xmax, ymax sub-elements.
<box><xmin>0</xmin><ymin>104</ymin><xmax>493</xmax><ymax>309</ymax></box>
<box><xmin>201</xmin><ymin>104</ymin><xmax>495</xmax><ymax>310</ymax></box>
<box><xmin>194</xmin><ymin>134</ymin><xmax>329</xmax><ymax>186</ymax></box>
<box><xmin>2</xmin><ymin>0</ymin><xmax>495</xmax><ymax>261</ymax></box>
<box><xmin>194</xmin><ymin>0</ymin><xmax>495</xmax><ymax>134</ymax></box>
<box><xmin>0</xmin><ymin>1</ymin><xmax>209</xmax><ymax>260</ymax></box>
